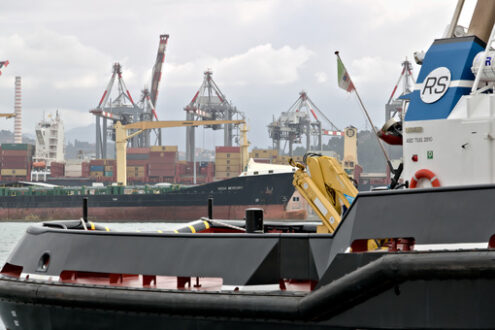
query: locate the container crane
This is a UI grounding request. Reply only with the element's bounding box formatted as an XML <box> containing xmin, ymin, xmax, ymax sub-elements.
<box><xmin>0</xmin><ymin>60</ymin><xmax>16</xmax><ymax>119</ymax></box>
<box><xmin>0</xmin><ymin>60</ymin><xmax>9</xmax><ymax>76</ymax></box>
<box><xmin>148</xmin><ymin>34</ymin><xmax>170</xmax><ymax>145</ymax></box>
<box><xmin>91</xmin><ymin>63</ymin><xmax>142</xmax><ymax>158</ymax></box>
<box><xmin>114</xmin><ymin>119</ymin><xmax>246</xmax><ymax>186</ymax></box>
<box><xmin>268</xmin><ymin>91</ymin><xmax>341</xmax><ymax>156</ymax></box>
<box><xmin>184</xmin><ymin>70</ymin><xmax>243</xmax><ymax>162</ymax></box>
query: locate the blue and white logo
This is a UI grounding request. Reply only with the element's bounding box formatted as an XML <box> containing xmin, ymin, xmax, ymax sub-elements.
<box><xmin>420</xmin><ymin>67</ymin><xmax>451</xmax><ymax>104</ymax></box>
<box><xmin>343</xmin><ymin>193</ymin><xmax>355</xmax><ymax>204</ymax></box>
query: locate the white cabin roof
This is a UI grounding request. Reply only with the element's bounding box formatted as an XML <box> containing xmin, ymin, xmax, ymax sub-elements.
<box><xmin>239</xmin><ymin>159</ymin><xmax>296</xmax><ymax>176</ymax></box>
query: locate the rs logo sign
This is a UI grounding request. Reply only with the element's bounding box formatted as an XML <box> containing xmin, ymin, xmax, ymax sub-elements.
<box><xmin>420</xmin><ymin>67</ymin><xmax>451</xmax><ymax>104</ymax></box>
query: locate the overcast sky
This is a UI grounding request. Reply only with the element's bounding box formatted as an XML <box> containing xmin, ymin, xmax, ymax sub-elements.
<box><xmin>0</xmin><ymin>0</ymin><xmax>478</xmax><ymax>151</ymax></box>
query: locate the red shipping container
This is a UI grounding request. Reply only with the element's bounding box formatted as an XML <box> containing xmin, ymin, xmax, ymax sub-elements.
<box><xmin>1</xmin><ymin>150</ymin><xmax>30</xmax><ymax>156</ymax></box>
<box><xmin>149</xmin><ymin>151</ymin><xmax>176</xmax><ymax>159</ymax></box>
<box><xmin>127</xmin><ymin>148</ymin><xmax>150</xmax><ymax>154</ymax></box>
<box><xmin>2</xmin><ymin>162</ymin><xmax>29</xmax><ymax>169</ymax></box>
<box><xmin>149</xmin><ymin>170</ymin><xmax>172</xmax><ymax>176</ymax></box>
<box><xmin>148</xmin><ymin>163</ymin><xmax>175</xmax><ymax>171</ymax></box>
<box><xmin>127</xmin><ymin>159</ymin><xmax>150</xmax><ymax>166</ymax></box>
<box><xmin>1</xmin><ymin>155</ymin><xmax>29</xmax><ymax>161</ymax></box>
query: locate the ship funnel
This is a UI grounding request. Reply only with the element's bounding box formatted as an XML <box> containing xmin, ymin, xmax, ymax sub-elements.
<box><xmin>468</xmin><ymin>0</ymin><xmax>495</xmax><ymax>44</ymax></box>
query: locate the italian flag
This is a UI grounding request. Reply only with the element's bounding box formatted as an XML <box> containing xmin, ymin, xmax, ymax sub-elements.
<box><xmin>337</xmin><ymin>57</ymin><xmax>355</xmax><ymax>92</ymax></box>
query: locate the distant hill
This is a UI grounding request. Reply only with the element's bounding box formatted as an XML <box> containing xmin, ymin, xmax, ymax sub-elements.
<box><xmin>0</xmin><ymin>129</ymin><xmax>35</xmax><ymax>145</ymax></box>
<box><xmin>65</xmin><ymin>124</ymin><xmax>95</xmax><ymax>143</ymax></box>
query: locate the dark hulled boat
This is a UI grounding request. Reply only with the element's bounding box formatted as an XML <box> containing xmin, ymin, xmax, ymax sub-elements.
<box><xmin>2</xmin><ymin>185</ymin><xmax>495</xmax><ymax>329</ymax></box>
<box><xmin>0</xmin><ymin>172</ymin><xmax>305</xmax><ymax>221</ymax></box>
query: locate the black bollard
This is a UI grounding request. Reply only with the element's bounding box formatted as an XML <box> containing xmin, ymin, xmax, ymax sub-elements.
<box><xmin>208</xmin><ymin>198</ymin><xmax>213</xmax><ymax>219</ymax></box>
<box><xmin>245</xmin><ymin>208</ymin><xmax>264</xmax><ymax>233</ymax></box>
<box><xmin>83</xmin><ymin>197</ymin><xmax>88</xmax><ymax>223</ymax></box>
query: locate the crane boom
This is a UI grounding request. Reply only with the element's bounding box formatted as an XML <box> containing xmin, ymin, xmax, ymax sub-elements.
<box><xmin>0</xmin><ymin>60</ymin><xmax>9</xmax><ymax>76</ymax></box>
<box><xmin>150</xmin><ymin>34</ymin><xmax>169</xmax><ymax>116</ymax></box>
<box><xmin>115</xmin><ymin>119</ymin><xmax>246</xmax><ymax>186</ymax></box>
<box><xmin>290</xmin><ymin>154</ymin><xmax>358</xmax><ymax>233</ymax></box>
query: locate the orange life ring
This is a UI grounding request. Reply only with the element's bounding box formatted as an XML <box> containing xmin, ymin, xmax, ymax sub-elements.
<box><xmin>409</xmin><ymin>169</ymin><xmax>440</xmax><ymax>188</ymax></box>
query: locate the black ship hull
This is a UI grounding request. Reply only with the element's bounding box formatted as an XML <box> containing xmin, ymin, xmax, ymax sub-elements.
<box><xmin>2</xmin><ymin>184</ymin><xmax>495</xmax><ymax>329</ymax></box>
<box><xmin>0</xmin><ymin>173</ymin><xmax>305</xmax><ymax>221</ymax></box>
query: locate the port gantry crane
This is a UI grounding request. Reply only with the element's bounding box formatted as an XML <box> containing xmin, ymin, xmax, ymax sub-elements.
<box><xmin>140</xmin><ymin>34</ymin><xmax>170</xmax><ymax>146</ymax></box>
<box><xmin>0</xmin><ymin>60</ymin><xmax>16</xmax><ymax>119</ymax></box>
<box><xmin>184</xmin><ymin>70</ymin><xmax>244</xmax><ymax>162</ymax></box>
<box><xmin>268</xmin><ymin>91</ymin><xmax>341</xmax><ymax>156</ymax></box>
<box><xmin>114</xmin><ymin>119</ymin><xmax>247</xmax><ymax>186</ymax></box>
<box><xmin>0</xmin><ymin>60</ymin><xmax>9</xmax><ymax>76</ymax></box>
<box><xmin>91</xmin><ymin>34</ymin><xmax>170</xmax><ymax>158</ymax></box>
<box><xmin>91</xmin><ymin>62</ymin><xmax>141</xmax><ymax>159</ymax></box>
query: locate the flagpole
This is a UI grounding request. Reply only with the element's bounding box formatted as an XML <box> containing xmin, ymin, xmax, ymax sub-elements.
<box><xmin>334</xmin><ymin>51</ymin><xmax>394</xmax><ymax>172</ymax></box>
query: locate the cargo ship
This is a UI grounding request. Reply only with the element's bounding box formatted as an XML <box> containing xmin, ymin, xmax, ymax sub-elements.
<box><xmin>0</xmin><ymin>141</ymin><xmax>306</xmax><ymax>221</ymax></box>
<box><xmin>0</xmin><ymin>160</ymin><xmax>305</xmax><ymax>221</ymax></box>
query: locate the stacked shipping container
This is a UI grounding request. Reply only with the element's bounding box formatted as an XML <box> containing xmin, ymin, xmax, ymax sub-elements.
<box><xmin>127</xmin><ymin>147</ymin><xmax>149</xmax><ymax>184</ymax></box>
<box><xmin>89</xmin><ymin>159</ymin><xmax>116</xmax><ymax>182</ymax></box>
<box><xmin>274</xmin><ymin>155</ymin><xmax>303</xmax><ymax>165</ymax></box>
<box><xmin>65</xmin><ymin>159</ymin><xmax>83</xmax><ymax>177</ymax></box>
<box><xmin>50</xmin><ymin>162</ymin><xmax>65</xmax><ymax>177</ymax></box>
<box><xmin>81</xmin><ymin>162</ymin><xmax>90</xmax><ymax>177</ymax></box>
<box><xmin>249</xmin><ymin>149</ymin><xmax>278</xmax><ymax>163</ymax></box>
<box><xmin>148</xmin><ymin>146</ymin><xmax>177</xmax><ymax>183</ymax></box>
<box><xmin>0</xmin><ymin>144</ymin><xmax>34</xmax><ymax>181</ymax></box>
<box><xmin>174</xmin><ymin>161</ymin><xmax>214</xmax><ymax>184</ymax></box>
<box><xmin>215</xmin><ymin>146</ymin><xmax>241</xmax><ymax>180</ymax></box>
<box><xmin>248</xmin><ymin>149</ymin><xmax>303</xmax><ymax>165</ymax></box>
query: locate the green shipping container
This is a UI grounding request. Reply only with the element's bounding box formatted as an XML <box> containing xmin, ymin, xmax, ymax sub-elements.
<box><xmin>104</xmin><ymin>171</ymin><xmax>113</xmax><ymax>177</ymax></box>
<box><xmin>1</xmin><ymin>143</ymin><xmax>34</xmax><ymax>151</ymax></box>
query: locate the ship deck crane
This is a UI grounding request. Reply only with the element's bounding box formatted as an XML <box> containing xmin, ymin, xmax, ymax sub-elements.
<box><xmin>115</xmin><ymin>119</ymin><xmax>247</xmax><ymax>186</ymax></box>
<box><xmin>290</xmin><ymin>154</ymin><xmax>358</xmax><ymax>233</ymax></box>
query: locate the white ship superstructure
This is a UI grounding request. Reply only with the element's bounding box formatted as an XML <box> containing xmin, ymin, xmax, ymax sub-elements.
<box><xmin>34</xmin><ymin>111</ymin><xmax>65</xmax><ymax>165</ymax></box>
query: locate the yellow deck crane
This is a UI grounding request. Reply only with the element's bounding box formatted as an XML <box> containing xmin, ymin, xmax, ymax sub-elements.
<box><xmin>290</xmin><ymin>154</ymin><xmax>358</xmax><ymax>233</ymax></box>
<box><xmin>115</xmin><ymin>120</ymin><xmax>247</xmax><ymax>186</ymax></box>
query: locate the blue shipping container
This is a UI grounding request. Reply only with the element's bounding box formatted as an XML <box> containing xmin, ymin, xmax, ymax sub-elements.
<box><xmin>90</xmin><ymin>165</ymin><xmax>105</xmax><ymax>171</ymax></box>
